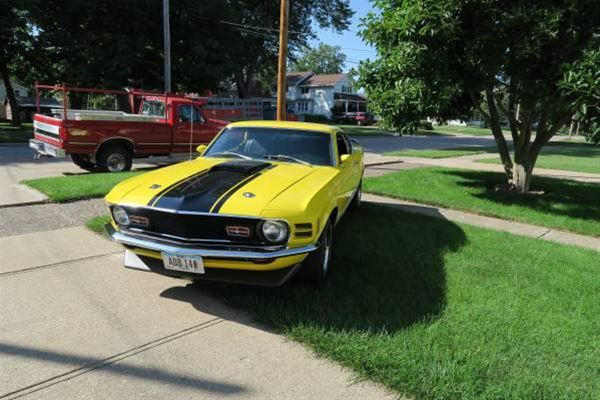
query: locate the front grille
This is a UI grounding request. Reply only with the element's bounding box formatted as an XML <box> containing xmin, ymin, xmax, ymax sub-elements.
<box><xmin>118</xmin><ymin>206</ymin><xmax>266</xmax><ymax>245</ymax></box>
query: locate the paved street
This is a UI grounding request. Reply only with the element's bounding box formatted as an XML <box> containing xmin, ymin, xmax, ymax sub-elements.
<box><xmin>0</xmin><ymin>226</ymin><xmax>392</xmax><ymax>399</ymax></box>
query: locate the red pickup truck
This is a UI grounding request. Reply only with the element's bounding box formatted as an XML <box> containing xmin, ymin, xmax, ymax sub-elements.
<box><xmin>29</xmin><ymin>85</ymin><xmax>227</xmax><ymax>172</ymax></box>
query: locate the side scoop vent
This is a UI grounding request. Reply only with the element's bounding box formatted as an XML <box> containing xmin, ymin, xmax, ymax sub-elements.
<box><xmin>294</xmin><ymin>223</ymin><xmax>313</xmax><ymax>238</ymax></box>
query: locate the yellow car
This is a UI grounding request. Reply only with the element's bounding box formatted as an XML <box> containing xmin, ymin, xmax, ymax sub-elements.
<box><xmin>104</xmin><ymin>121</ymin><xmax>364</xmax><ymax>286</ymax></box>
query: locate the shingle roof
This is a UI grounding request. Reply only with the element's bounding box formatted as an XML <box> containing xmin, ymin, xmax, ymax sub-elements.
<box><xmin>286</xmin><ymin>71</ymin><xmax>313</xmax><ymax>86</ymax></box>
<box><xmin>300</xmin><ymin>73</ymin><xmax>346</xmax><ymax>87</ymax></box>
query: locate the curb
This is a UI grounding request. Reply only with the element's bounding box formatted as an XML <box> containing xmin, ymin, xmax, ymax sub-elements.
<box><xmin>0</xmin><ymin>199</ymin><xmax>49</xmax><ymax>209</ymax></box>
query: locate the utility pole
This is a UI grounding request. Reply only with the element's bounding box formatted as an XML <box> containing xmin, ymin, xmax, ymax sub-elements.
<box><xmin>163</xmin><ymin>0</ymin><xmax>171</xmax><ymax>93</ymax></box>
<box><xmin>276</xmin><ymin>0</ymin><xmax>289</xmax><ymax>121</ymax></box>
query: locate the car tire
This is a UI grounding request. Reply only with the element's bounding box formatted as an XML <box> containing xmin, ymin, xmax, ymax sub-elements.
<box><xmin>70</xmin><ymin>154</ymin><xmax>96</xmax><ymax>172</ymax></box>
<box><xmin>96</xmin><ymin>145</ymin><xmax>132</xmax><ymax>173</ymax></box>
<box><xmin>350</xmin><ymin>180</ymin><xmax>362</xmax><ymax>210</ymax></box>
<box><xmin>301</xmin><ymin>220</ymin><xmax>333</xmax><ymax>285</ymax></box>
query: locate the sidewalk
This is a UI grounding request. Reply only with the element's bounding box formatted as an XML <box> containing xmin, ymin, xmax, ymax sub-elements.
<box><xmin>363</xmin><ymin>152</ymin><xmax>600</xmax><ymax>183</ymax></box>
<box><xmin>0</xmin><ymin>226</ymin><xmax>392</xmax><ymax>399</ymax></box>
<box><xmin>364</xmin><ymin>193</ymin><xmax>600</xmax><ymax>252</ymax></box>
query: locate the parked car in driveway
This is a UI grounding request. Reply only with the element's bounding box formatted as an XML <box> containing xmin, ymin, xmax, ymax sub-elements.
<box><xmin>104</xmin><ymin>120</ymin><xmax>364</xmax><ymax>286</ymax></box>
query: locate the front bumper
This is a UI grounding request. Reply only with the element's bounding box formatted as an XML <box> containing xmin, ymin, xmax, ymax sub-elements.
<box><xmin>29</xmin><ymin>139</ymin><xmax>66</xmax><ymax>158</ymax></box>
<box><xmin>105</xmin><ymin>224</ymin><xmax>317</xmax><ymax>286</ymax></box>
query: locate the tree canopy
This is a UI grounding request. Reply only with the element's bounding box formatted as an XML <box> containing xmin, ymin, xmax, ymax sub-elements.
<box><xmin>5</xmin><ymin>0</ymin><xmax>353</xmax><ymax>97</ymax></box>
<box><xmin>291</xmin><ymin>43</ymin><xmax>347</xmax><ymax>74</ymax></box>
<box><xmin>359</xmin><ymin>0</ymin><xmax>600</xmax><ymax>192</ymax></box>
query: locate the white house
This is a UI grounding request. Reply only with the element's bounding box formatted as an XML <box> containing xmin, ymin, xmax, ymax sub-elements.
<box><xmin>283</xmin><ymin>71</ymin><xmax>367</xmax><ymax>118</ymax></box>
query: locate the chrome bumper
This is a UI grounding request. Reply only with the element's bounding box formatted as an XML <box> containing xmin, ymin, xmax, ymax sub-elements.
<box><xmin>29</xmin><ymin>139</ymin><xmax>66</xmax><ymax>158</ymax></box>
<box><xmin>104</xmin><ymin>224</ymin><xmax>318</xmax><ymax>259</ymax></box>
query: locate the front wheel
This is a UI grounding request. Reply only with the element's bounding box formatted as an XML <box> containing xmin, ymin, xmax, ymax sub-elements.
<box><xmin>350</xmin><ymin>180</ymin><xmax>362</xmax><ymax>210</ymax></box>
<box><xmin>301</xmin><ymin>221</ymin><xmax>333</xmax><ymax>285</ymax></box>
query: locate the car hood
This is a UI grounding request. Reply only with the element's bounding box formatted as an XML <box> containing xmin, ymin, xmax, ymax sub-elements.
<box><xmin>106</xmin><ymin>157</ymin><xmax>323</xmax><ymax>216</ymax></box>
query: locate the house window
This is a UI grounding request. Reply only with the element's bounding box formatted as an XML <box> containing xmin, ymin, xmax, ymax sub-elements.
<box><xmin>341</xmin><ymin>85</ymin><xmax>353</xmax><ymax>93</ymax></box>
<box><xmin>296</xmin><ymin>102</ymin><xmax>308</xmax><ymax>112</ymax></box>
<box><xmin>301</xmin><ymin>87</ymin><xmax>309</xmax><ymax>94</ymax></box>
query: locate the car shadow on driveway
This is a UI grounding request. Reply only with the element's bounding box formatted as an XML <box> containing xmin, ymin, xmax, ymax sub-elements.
<box><xmin>162</xmin><ymin>203</ymin><xmax>467</xmax><ymax>335</ymax></box>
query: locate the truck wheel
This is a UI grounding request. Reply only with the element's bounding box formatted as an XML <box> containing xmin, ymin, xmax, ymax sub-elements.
<box><xmin>301</xmin><ymin>221</ymin><xmax>333</xmax><ymax>285</ymax></box>
<box><xmin>97</xmin><ymin>145</ymin><xmax>132</xmax><ymax>173</ymax></box>
<box><xmin>70</xmin><ymin>154</ymin><xmax>96</xmax><ymax>172</ymax></box>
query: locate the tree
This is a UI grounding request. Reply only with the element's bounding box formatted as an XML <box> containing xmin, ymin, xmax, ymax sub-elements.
<box><xmin>0</xmin><ymin>0</ymin><xmax>33</xmax><ymax>126</ymax></box>
<box><xmin>14</xmin><ymin>0</ymin><xmax>353</xmax><ymax>99</ymax></box>
<box><xmin>359</xmin><ymin>0</ymin><xmax>600</xmax><ymax>192</ymax></box>
<box><xmin>291</xmin><ymin>43</ymin><xmax>347</xmax><ymax>74</ymax></box>
<box><xmin>560</xmin><ymin>49</ymin><xmax>600</xmax><ymax>144</ymax></box>
<box><xmin>226</xmin><ymin>0</ymin><xmax>353</xmax><ymax>97</ymax></box>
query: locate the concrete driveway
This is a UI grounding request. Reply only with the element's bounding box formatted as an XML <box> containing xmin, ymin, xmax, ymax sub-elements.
<box><xmin>0</xmin><ymin>225</ymin><xmax>392</xmax><ymax>399</ymax></box>
<box><xmin>0</xmin><ymin>145</ymin><xmax>171</xmax><ymax>207</ymax></box>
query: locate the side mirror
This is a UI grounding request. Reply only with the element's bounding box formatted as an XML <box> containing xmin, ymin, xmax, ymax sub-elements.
<box><xmin>340</xmin><ymin>154</ymin><xmax>351</xmax><ymax>164</ymax></box>
<box><xmin>196</xmin><ymin>144</ymin><xmax>207</xmax><ymax>155</ymax></box>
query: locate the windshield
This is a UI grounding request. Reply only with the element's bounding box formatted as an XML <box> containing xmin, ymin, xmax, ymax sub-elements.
<box><xmin>204</xmin><ymin>127</ymin><xmax>333</xmax><ymax>166</ymax></box>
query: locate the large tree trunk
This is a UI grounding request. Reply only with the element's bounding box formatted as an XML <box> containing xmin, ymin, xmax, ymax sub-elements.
<box><xmin>484</xmin><ymin>88</ymin><xmax>513</xmax><ymax>177</ymax></box>
<box><xmin>0</xmin><ymin>61</ymin><xmax>22</xmax><ymax>127</ymax></box>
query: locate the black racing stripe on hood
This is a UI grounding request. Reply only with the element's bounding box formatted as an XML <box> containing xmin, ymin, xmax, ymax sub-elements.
<box><xmin>151</xmin><ymin>160</ymin><xmax>272</xmax><ymax>212</ymax></box>
<box><xmin>148</xmin><ymin>169</ymin><xmax>208</xmax><ymax>207</ymax></box>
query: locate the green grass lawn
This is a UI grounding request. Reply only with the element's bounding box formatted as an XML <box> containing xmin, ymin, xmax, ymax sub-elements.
<box><xmin>23</xmin><ymin>171</ymin><xmax>142</xmax><ymax>202</ymax></box>
<box><xmin>430</xmin><ymin>125</ymin><xmax>508</xmax><ymax>136</ymax></box>
<box><xmin>338</xmin><ymin>124</ymin><xmax>451</xmax><ymax>137</ymax></box>
<box><xmin>363</xmin><ymin>167</ymin><xmax>600</xmax><ymax>236</ymax></box>
<box><xmin>86</xmin><ymin>215</ymin><xmax>111</xmax><ymax>233</ymax></box>
<box><xmin>0</xmin><ymin>121</ymin><xmax>33</xmax><ymax>143</ymax></box>
<box><xmin>476</xmin><ymin>141</ymin><xmax>600</xmax><ymax>174</ymax></box>
<box><xmin>386</xmin><ymin>146</ymin><xmax>497</xmax><ymax>159</ymax></box>
<box><xmin>337</xmin><ymin>124</ymin><xmax>399</xmax><ymax>136</ymax></box>
<box><xmin>200</xmin><ymin>204</ymin><xmax>599</xmax><ymax>400</ymax></box>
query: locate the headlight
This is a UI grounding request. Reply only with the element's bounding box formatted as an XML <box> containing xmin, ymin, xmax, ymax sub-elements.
<box><xmin>261</xmin><ymin>220</ymin><xmax>289</xmax><ymax>243</ymax></box>
<box><xmin>112</xmin><ymin>206</ymin><xmax>130</xmax><ymax>226</ymax></box>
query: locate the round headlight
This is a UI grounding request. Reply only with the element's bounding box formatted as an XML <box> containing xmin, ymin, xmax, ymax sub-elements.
<box><xmin>112</xmin><ymin>206</ymin><xmax>130</xmax><ymax>226</ymax></box>
<box><xmin>261</xmin><ymin>220</ymin><xmax>289</xmax><ymax>243</ymax></box>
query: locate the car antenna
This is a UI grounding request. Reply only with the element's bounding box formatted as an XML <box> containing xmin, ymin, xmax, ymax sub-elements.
<box><xmin>189</xmin><ymin>101</ymin><xmax>194</xmax><ymax>160</ymax></box>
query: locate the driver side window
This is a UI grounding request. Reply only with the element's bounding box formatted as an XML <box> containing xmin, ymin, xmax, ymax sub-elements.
<box><xmin>178</xmin><ymin>105</ymin><xmax>204</xmax><ymax>123</ymax></box>
<box><xmin>336</xmin><ymin>132</ymin><xmax>350</xmax><ymax>159</ymax></box>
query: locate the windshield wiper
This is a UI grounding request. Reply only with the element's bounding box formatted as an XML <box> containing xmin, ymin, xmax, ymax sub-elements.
<box><xmin>209</xmin><ymin>151</ymin><xmax>252</xmax><ymax>160</ymax></box>
<box><xmin>263</xmin><ymin>154</ymin><xmax>311</xmax><ymax>166</ymax></box>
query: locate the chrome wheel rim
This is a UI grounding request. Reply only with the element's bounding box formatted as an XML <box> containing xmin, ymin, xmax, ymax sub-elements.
<box><xmin>107</xmin><ymin>153</ymin><xmax>126</xmax><ymax>172</ymax></box>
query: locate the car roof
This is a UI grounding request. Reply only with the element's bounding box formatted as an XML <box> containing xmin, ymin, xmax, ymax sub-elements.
<box><xmin>226</xmin><ymin>120</ymin><xmax>341</xmax><ymax>134</ymax></box>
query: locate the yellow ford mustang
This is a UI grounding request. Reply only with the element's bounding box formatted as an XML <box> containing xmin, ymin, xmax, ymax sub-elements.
<box><xmin>104</xmin><ymin>121</ymin><xmax>364</xmax><ymax>286</ymax></box>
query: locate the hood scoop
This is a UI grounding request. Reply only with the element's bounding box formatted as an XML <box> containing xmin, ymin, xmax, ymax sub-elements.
<box><xmin>210</xmin><ymin>160</ymin><xmax>272</xmax><ymax>175</ymax></box>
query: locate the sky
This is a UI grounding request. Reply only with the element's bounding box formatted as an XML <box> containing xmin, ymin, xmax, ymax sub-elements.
<box><xmin>310</xmin><ymin>0</ymin><xmax>377</xmax><ymax>72</ymax></box>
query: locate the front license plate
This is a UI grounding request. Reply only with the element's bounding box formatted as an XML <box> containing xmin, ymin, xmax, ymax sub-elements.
<box><xmin>161</xmin><ymin>253</ymin><xmax>204</xmax><ymax>274</ymax></box>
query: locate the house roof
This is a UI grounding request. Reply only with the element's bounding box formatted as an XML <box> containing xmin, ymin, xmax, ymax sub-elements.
<box><xmin>286</xmin><ymin>71</ymin><xmax>313</xmax><ymax>87</ymax></box>
<box><xmin>7</xmin><ymin>96</ymin><xmax>61</xmax><ymax>108</ymax></box>
<box><xmin>334</xmin><ymin>92</ymin><xmax>367</xmax><ymax>102</ymax></box>
<box><xmin>300</xmin><ymin>73</ymin><xmax>346</xmax><ymax>87</ymax></box>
